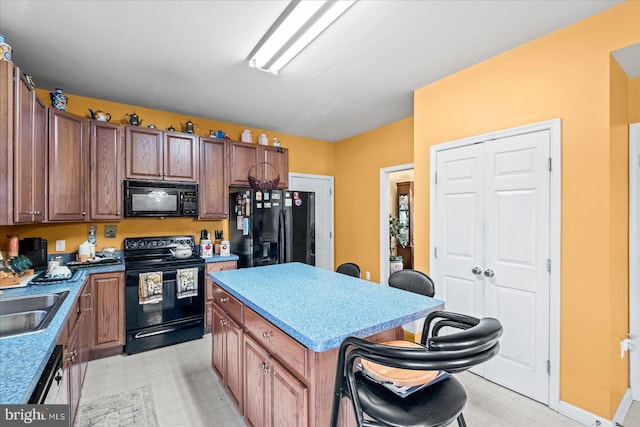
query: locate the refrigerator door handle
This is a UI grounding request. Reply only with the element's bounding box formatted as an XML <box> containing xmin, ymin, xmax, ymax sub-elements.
<box><xmin>278</xmin><ymin>209</ymin><xmax>286</xmax><ymax>263</ymax></box>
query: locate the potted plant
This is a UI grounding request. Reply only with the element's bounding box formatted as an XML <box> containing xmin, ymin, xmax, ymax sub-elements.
<box><xmin>389</xmin><ymin>215</ymin><xmax>408</xmax><ymax>274</ymax></box>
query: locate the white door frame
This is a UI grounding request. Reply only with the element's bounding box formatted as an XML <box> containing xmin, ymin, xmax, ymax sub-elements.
<box><xmin>288</xmin><ymin>172</ymin><xmax>335</xmax><ymax>271</ymax></box>
<box><xmin>630</xmin><ymin>122</ymin><xmax>640</xmax><ymax>400</ymax></box>
<box><xmin>429</xmin><ymin>118</ymin><xmax>562</xmax><ymax>411</ymax></box>
<box><xmin>379</xmin><ymin>163</ymin><xmax>414</xmax><ymax>284</ymax></box>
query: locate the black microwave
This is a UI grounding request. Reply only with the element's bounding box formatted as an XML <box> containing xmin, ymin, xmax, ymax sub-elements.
<box><xmin>124</xmin><ymin>180</ymin><xmax>198</xmax><ymax>217</ymax></box>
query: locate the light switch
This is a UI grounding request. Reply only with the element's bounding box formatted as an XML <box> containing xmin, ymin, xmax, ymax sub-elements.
<box><xmin>55</xmin><ymin>240</ymin><xmax>65</xmax><ymax>251</ymax></box>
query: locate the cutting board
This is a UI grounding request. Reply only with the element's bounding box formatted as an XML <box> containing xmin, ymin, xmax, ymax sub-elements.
<box><xmin>0</xmin><ymin>269</ymin><xmax>36</xmax><ymax>289</ymax></box>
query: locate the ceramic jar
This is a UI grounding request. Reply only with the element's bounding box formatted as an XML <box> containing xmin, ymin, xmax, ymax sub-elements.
<box><xmin>241</xmin><ymin>129</ymin><xmax>253</xmax><ymax>143</ymax></box>
<box><xmin>50</xmin><ymin>88</ymin><xmax>68</xmax><ymax>111</ymax></box>
<box><xmin>0</xmin><ymin>35</ymin><xmax>12</xmax><ymax>62</ymax></box>
<box><xmin>258</xmin><ymin>133</ymin><xmax>268</xmax><ymax>145</ymax></box>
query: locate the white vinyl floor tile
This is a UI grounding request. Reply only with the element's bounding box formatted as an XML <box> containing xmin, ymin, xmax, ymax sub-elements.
<box><xmin>78</xmin><ymin>334</ymin><xmax>639</xmax><ymax>427</ymax></box>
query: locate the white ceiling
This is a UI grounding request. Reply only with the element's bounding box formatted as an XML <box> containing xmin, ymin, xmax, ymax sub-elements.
<box><xmin>0</xmin><ymin>0</ymin><xmax>626</xmax><ymax>142</ymax></box>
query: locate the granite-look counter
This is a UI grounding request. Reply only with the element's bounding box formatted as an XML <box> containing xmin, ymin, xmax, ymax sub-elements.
<box><xmin>0</xmin><ymin>264</ymin><xmax>125</xmax><ymax>404</ymax></box>
<box><xmin>202</xmin><ymin>254</ymin><xmax>239</xmax><ymax>264</ymax></box>
<box><xmin>210</xmin><ymin>263</ymin><xmax>444</xmax><ymax>352</ymax></box>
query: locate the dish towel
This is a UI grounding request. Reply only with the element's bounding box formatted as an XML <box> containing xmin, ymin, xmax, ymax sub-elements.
<box><xmin>176</xmin><ymin>267</ymin><xmax>198</xmax><ymax>299</ymax></box>
<box><xmin>139</xmin><ymin>271</ymin><xmax>163</xmax><ymax>304</ymax></box>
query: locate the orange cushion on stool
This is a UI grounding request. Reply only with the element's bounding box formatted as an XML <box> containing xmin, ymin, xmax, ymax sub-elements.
<box><xmin>360</xmin><ymin>340</ymin><xmax>438</xmax><ymax>387</ymax></box>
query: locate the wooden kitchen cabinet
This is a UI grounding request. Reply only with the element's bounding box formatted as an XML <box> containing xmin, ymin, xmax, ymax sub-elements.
<box><xmin>200</xmin><ymin>137</ymin><xmax>229</xmax><ymax>219</ymax></box>
<box><xmin>206</xmin><ymin>261</ymin><xmax>237</xmax><ymax>333</ymax></box>
<box><xmin>90</xmin><ymin>272</ymin><xmax>125</xmax><ymax>359</ymax></box>
<box><xmin>212</xmin><ymin>303</ymin><xmax>244</xmax><ymax>411</ymax></box>
<box><xmin>90</xmin><ymin>121</ymin><xmax>124</xmax><ymax>220</ymax></box>
<box><xmin>229</xmin><ymin>141</ymin><xmax>259</xmax><ymax>186</ymax></box>
<box><xmin>48</xmin><ymin>108</ymin><xmax>89</xmax><ymax>222</ymax></box>
<box><xmin>229</xmin><ymin>141</ymin><xmax>289</xmax><ymax>188</ymax></box>
<box><xmin>244</xmin><ymin>334</ymin><xmax>308</xmax><ymax>427</ymax></box>
<box><xmin>259</xmin><ymin>146</ymin><xmax>289</xmax><ymax>189</ymax></box>
<box><xmin>0</xmin><ymin>61</ymin><xmax>47</xmax><ymax>225</ymax></box>
<box><xmin>125</xmin><ymin>126</ymin><xmax>198</xmax><ymax>182</ymax></box>
<box><xmin>63</xmin><ymin>279</ymin><xmax>92</xmax><ymax>426</ymax></box>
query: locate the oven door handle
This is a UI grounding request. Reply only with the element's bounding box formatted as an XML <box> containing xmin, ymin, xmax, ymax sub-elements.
<box><xmin>134</xmin><ymin>326</ymin><xmax>181</xmax><ymax>339</ymax></box>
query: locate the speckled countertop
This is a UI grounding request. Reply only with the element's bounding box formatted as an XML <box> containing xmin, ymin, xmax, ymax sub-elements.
<box><xmin>0</xmin><ymin>264</ymin><xmax>125</xmax><ymax>404</ymax></box>
<box><xmin>0</xmin><ymin>256</ymin><xmax>234</xmax><ymax>404</ymax></box>
<box><xmin>210</xmin><ymin>263</ymin><xmax>445</xmax><ymax>352</ymax></box>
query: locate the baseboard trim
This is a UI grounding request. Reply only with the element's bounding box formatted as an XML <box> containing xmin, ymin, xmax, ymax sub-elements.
<box><xmin>556</xmin><ymin>391</ymin><xmax>632</xmax><ymax>427</ymax></box>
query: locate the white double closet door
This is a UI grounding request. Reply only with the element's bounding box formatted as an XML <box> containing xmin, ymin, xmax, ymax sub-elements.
<box><xmin>433</xmin><ymin>129</ymin><xmax>551</xmax><ymax>404</ymax></box>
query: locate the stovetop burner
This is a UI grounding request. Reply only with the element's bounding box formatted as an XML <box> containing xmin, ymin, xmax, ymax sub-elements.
<box><xmin>124</xmin><ymin>236</ymin><xmax>203</xmax><ymax>270</ymax></box>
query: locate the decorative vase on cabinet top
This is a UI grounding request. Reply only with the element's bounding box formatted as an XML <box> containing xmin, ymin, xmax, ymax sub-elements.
<box><xmin>241</xmin><ymin>129</ymin><xmax>253</xmax><ymax>143</ymax></box>
<box><xmin>258</xmin><ymin>133</ymin><xmax>268</xmax><ymax>145</ymax></box>
<box><xmin>0</xmin><ymin>35</ymin><xmax>12</xmax><ymax>62</ymax></box>
<box><xmin>50</xmin><ymin>88</ymin><xmax>67</xmax><ymax>111</ymax></box>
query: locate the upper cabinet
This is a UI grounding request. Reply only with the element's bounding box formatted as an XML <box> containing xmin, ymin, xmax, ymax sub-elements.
<box><xmin>259</xmin><ymin>146</ymin><xmax>288</xmax><ymax>189</ymax></box>
<box><xmin>48</xmin><ymin>109</ymin><xmax>89</xmax><ymax>222</ymax></box>
<box><xmin>0</xmin><ymin>61</ymin><xmax>47</xmax><ymax>225</ymax></box>
<box><xmin>125</xmin><ymin>126</ymin><xmax>198</xmax><ymax>182</ymax></box>
<box><xmin>90</xmin><ymin>121</ymin><xmax>124</xmax><ymax>220</ymax></box>
<box><xmin>229</xmin><ymin>141</ymin><xmax>289</xmax><ymax>189</ymax></box>
<box><xmin>229</xmin><ymin>141</ymin><xmax>259</xmax><ymax>186</ymax></box>
<box><xmin>199</xmin><ymin>137</ymin><xmax>229</xmax><ymax>219</ymax></box>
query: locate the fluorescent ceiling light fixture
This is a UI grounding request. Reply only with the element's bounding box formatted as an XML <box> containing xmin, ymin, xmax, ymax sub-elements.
<box><xmin>248</xmin><ymin>0</ymin><xmax>356</xmax><ymax>75</ymax></box>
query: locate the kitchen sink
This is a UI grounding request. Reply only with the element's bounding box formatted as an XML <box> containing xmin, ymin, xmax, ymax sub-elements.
<box><xmin>0</xmin><ymin>291</ymin><xmax>69</xmax><ymax>339</ymax></box>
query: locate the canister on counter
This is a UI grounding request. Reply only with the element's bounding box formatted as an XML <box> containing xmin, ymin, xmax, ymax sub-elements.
<box><xmin>200</xmin><ymin>240</ymin><xmax>213</xmax><ymax>258</ymax></box>
<box><xmin>220</xmin><ymin>240</ymin><xmax>230</xmax><ymax>256</ymax></box>
<box><xmin>6</xmin><ymin>235</ymin><xmax>18</xmax><ymax>258</ymax></box>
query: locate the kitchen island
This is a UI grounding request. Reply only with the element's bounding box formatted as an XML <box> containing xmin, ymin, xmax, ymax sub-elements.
<box><xmin>209</xmin><ymin>262</ymin><xmax>444</xmax><ymax>426</ymax></box>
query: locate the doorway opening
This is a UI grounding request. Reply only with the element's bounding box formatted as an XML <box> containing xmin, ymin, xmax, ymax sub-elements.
<box><xmin>379</xmin><ymin>163</ymin><xmax>414</xmax><ymax>285</ymax></box>
<box><xmin>630</xmin><ymin>122</ymin><xmax>640</xmax><ymax>401</ymax></box>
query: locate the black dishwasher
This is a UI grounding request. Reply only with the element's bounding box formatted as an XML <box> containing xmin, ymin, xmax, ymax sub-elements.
<box><xmin>29</xmin><ymin>345</ymin><xmax>64</xmax><ymax>404</ymax></box>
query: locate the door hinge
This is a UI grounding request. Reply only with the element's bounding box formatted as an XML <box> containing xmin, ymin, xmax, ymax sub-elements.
<box><xmin>547</xmin><ymin>360</ymin><xmax>551</xmax><ymax>375</ymax></box>
<box><xmin>547</xmin><ymin>258</ymin><xmax>551</xmax><ymax>273</ymax></box>
<box><xmin>434</xmin><ymin>172</ymin><xmax>438</xmax><ymax>184</ymax></box>
<box><xmin>329</xmin><ymin>231</ymin><xmax>332</xmax><ymax>239</ymax></box>
<box><xmin>434</xmin><ymin>247</ymin><xmax>438</xmax><ymax>259</ymax></box>
<box><xmin>548</xmin><ymin>158</ymin><xmax>552</xmax><ymax>172</ymax></box>
<box><xmin>330</xmin><ymin>188</ymin><xmax>333</xmax><ymax>196</ymax></box>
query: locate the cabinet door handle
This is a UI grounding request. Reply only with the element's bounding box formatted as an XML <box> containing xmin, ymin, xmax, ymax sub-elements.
<box><xmin>82</xmin><ymin>211</ymin><xmax>86</xmax><ymax>216</ymax></box>
<box><xmin>262</xmin><ymin>331</ymin><xmax>272</xmax><ymax>339</ymax></box>
<box><xmin>260</xmin><ymin>362</ymin><xmax>270</xmax><ymax>375</ymax></box>
<box><xmin>219</xmin><ymin>319</ymin><xmax>227</xmax><ymax>326</ymax></box>
<box><xmin>219</xmin><ymin>297</ymin><xmax>229</xmax><ymax>303</ymax></box>
<box><xmin>484</xmin><ymin>269</ymin><xmax>495</xmax><ymax>278</ymax></box>
<box><xmin>84</xmin><ymin>307</ymin><xmax>92</xmax><ymax>311</ymax></box>
<box><xmin>82</xmin><ymin>293</ymin><xmax>91</xmax><ymax>297</ymax></box>
<box><xmin>472</xmin><ymin>267</ymin><xmax>482</xmax><ymax>275</ymax></box>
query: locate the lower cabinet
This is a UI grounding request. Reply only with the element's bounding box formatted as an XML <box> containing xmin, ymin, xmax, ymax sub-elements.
<box><xmin>212</xmin><ymin>303</ymin><xmax>244</xmax><ymax>411</ymax></box>
<box><xmin>244</xmin><ymin>334</ymin><xmax>308</xmax><ymax>427</ymax></box>
<box><xmin>205</xmin><ymin>261</ymin><xmax>237</xmax><ymax>334</ymax></box>
<box><xmin>89</xmin><ymin>272</ymin><xmax>125</xmax><ymax>359</ymax></box>
<box><xmin>59</xmin><ymin>279</ymin><xmax>92</xmax><ymax>426</ymax></box>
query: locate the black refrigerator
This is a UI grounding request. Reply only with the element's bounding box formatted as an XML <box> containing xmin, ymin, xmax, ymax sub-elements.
<box><xmin>230</xmin><ymin>189</ymin><xmax>315</xmax><ymax>268</ymax></box>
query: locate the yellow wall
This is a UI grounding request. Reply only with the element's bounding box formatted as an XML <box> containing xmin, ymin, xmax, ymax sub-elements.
<box><xmin>334</xmin><ymin>116</ymin><xmax>413</xmax><ymax>283</ymax></box>
<box><xmin>630</xmin><ymin>76</ymin><xmax>640</xmax><ymax>123</ymax></box>
<box><xmin>0</xmin><ymin>92</ymin><xmax>335</xmax><ymax>254</ymax></box>
<box><xmin>413</xmin><ymin>1</ymin><xmax>639</xmax><ymax>418</ymax></box>
<box><xmin>609</xmin><ymin>55</ymin><xmax>630</xmax><ymax>416</ymax></box>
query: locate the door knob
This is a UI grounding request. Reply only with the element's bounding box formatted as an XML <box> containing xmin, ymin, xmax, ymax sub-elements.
<box><xmin>484</xmin><ymin>269</ymin><xmax>495</xmax><ymax>278</ymax></box>
<box><xmin>472</xmin><ymin>267</ymin><xmax>482</xmax><ymax>275</ymax></box>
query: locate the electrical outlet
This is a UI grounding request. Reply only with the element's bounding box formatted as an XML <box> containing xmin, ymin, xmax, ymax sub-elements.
<box><xmin>105</xmin><ymin>225</ymin><xmax>117</xmax><ymax>238</ymax></box>
<box><xmin>365</xmin><ymin>271</ymin><xmax>371</xmax><ymax>280</ymax></box>
<box><xmin>55</xmin><ymin>240</ymin><xmax>65</xmax><ymax>251</ymax></box>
